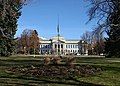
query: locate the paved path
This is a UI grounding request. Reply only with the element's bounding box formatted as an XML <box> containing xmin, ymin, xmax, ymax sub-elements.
<box><xmin>12</xmin><ymin>54</ymin><xmax>105</xmax><ymax>58</ymax></box>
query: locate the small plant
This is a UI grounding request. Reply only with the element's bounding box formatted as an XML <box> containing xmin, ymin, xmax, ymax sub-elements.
<box><xmin>52</xmin><ymin>56</ymin><xmax>62</xmax><ymax>64</ymax></box>
<box><xmin>44</xmin><ymin>57</ymin><xmax>51</xmax><ymax>65</ymax></box>
<box><xmin>66</xmin><ymin>57</ymin><xmax>76</xmax><ymax>68</ymax></box>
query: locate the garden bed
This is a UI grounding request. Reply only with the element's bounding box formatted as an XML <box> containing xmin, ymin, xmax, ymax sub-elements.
<box><xmin>8</xmin><ymin>64</ymin><xmax>102</xmax><ymax>79</ymax></box>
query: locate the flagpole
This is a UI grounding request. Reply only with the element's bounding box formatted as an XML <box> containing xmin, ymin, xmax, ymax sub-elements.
<box><xmin>57</xmin><ymin>15</ymin><xmax>60</xmax><ymax>56</ymax></box>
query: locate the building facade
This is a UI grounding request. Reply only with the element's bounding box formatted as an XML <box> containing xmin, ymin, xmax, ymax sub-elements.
<box><xmin>39</xmin><ymin>36</ymin><xmax>88</xmax><ymax>55</ymax></box>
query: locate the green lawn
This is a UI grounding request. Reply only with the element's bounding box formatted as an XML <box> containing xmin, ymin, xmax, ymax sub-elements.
<box><xmin>0</xmin><ymin>56</ymin><xmax>120</xmax><ymax>86</ymax></box>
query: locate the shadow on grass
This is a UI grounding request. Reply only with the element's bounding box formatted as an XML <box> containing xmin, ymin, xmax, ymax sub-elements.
<box><xmin>90</xmin><ymin>64</ymin><xmax>120</xmax><ymax>72</ymax></box>
<box><xmin>0</xmin><ymin>60</ymin><xmax>42</xmax><ymax>67</ymax></box>
<box><xmin>75</xmin><ymin>63</ymin><xmax>120</xmax><ymax>72</ymax></box>
<box><xmin>0</xmin><ymin>75</ymin><xmax>104</xmax><ymax>86</ymax></box>
<box><xmin>0</xmin><ymin>81</ymin><xmax>29</xmax><ymax>85</ymax></box>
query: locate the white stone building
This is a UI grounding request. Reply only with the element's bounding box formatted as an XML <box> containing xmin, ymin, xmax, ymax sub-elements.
<box><xmin>39</xmin><ymin>36</ymin><xmax>88</xmax><ymax>55</ymax></box>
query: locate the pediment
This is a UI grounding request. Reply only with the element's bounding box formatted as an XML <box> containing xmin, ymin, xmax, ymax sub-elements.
<box><xmin>52</xmin><ymin>40</ymin><xmax>65</xmax><ymax>43</ymax></box>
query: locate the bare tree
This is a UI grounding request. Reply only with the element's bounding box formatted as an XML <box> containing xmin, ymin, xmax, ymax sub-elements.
<box><xmin>81</xmin><ymin>31</ymin><xmax>94</xmax><ymax>55</ymax></box>
<box><xmin>81</xmin><ymin>31</ymin><xmax>92</xmax><ymax>44</ymax></box>
<box><xmin>86</xmin><ymin>0</ymin><xmax>119</xmax><ymax>35</ymax></box>
<box><xmin>86</xmin><ymin>0</ymin><xmax>120</xmax><ymax>57</ymax></box>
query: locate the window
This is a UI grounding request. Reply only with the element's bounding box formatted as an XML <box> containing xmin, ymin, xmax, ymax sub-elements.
<box><xmin>75</xmin><ymin>50</ymin><xmax>77</xmax><ymax>52</ymax></box>
<box><xmin>55</xmin><ymin>44</ymin><xmax>57</xmax><ymax>48</ymax></box>
<box><xmin>58</xmin><ymin>49</ymin><xmax>60</xmax><ymax>52</ymax></box>
<box><xmin>45</xmin><ymin>45</ymin><xmax>47</xmax><ymax>48</ymax></box>
<box><xmin>66</xmin><ymin>45</ymin><xmax>67</xmax><ymax>48</ymax></box>
<box><xmin>61</xmin><ymin>44</ymin><xmax>63</xmax><ymax>48</ymax></box>
<box><xmin>48</xmin><ymin>45</ymin><xmax>49</xmax><ymax>48</ymax></box>
<box><xmin>69</xmin><ymin>45</ymin><xmax>70</xmax><ymax>48</ymax></box>
<box><xmin>58</xmin><ymin>44</ymin><xmax>60</xmax><ymax>48</ymax></box>
<box><xmin>73</xmin><ymin>45</ymin><xmax>74</xmax><ymax>48</ymax></box>
<box><xmin>48</xmin><ymin>45</ymin><xmax>51</xmax><ymax>48</ymax></box>
<box><xmin>71</xmin><ymin>45</ymin><xmax>72</xmax><ymax>48</ymax></box>
<box><xmin>68</xmin><ymin>50</ymin><xmax>70</xmax><ymax>52</ymax></box>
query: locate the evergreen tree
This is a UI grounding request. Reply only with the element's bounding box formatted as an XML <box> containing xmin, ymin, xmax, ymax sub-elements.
<box><xmin>0</xmin><ymin>0</ymin><xmax>27</xmax><ymax>56</ymax></box>
<box><xmin>105</xmin><ymin>2</ymin><xmax>120</xmax><ymax>57</ymax></box>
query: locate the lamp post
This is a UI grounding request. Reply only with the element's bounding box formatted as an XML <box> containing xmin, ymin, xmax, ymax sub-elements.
<box><xmin>34</xmin><ymin>48</ymin><xmax>35</xmax><ymax>57</ymax></box>
<box><xmin>34</xmin><ymin>40</ymin><xmax>35</xmax><ymax>57</ymax></box>
<box><xmin>24</xmin><ymin>46</ymin><xmax>26</xmax><ymax>55</ymax></box>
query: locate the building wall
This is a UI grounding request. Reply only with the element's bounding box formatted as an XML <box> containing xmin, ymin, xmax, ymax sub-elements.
<box><xmin>65</xmin><ymin>43</ymin><xmax>79</xmax><ymax>54</ymax></box>
<box><xmin>40</xmin><ymin>44</ymin><xmax>51</xmax><ymax>54</ymax></box>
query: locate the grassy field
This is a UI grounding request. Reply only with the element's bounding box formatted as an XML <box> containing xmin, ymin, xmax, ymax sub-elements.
<box><xmin>0</xmin><ymin>56</ymin><xmax>120</xmax><ymax>86</ymax></box>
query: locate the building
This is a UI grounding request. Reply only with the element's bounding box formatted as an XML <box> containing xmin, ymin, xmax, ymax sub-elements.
<box><xmin>39</xmin><ymin>36</ymin><xmax>88</xmax><ymax>55</ymax></box>
<box><xmin>40</xmin><ymin>36</ymin><xmax>79</xmax><ymax>55</ymax></box>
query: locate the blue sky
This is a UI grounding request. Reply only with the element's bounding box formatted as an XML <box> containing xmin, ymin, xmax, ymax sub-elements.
<box><xmin>16</xmin><ymin>0</ymin><xmax>96</xmax><ymax>39</ymax></box>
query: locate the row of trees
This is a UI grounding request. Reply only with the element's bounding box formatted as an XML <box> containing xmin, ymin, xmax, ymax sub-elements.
<box><xmin>81</xmin><ymin>30</ymin><xmax>105</xmax><ymax>55</ymax></box>
<box><xmin>16</xmin><ymin>29</ymin><xmax>40</xmax><ymax>54</ymax></box>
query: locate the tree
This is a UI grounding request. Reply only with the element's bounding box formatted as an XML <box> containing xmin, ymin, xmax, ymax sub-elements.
<box><xmin>29</xmin><ymin>30</ymin><xmax>40</xmax><ymax>54</ymax></box>
<box><xmin>87</xmin><ymin>0</ymin><xmax>120</xmax><ymax>57</ymax></box>
<box><xmin>81</xmin><ymin>31</ymin><xmax>93</xmax><ymax>55</ymax></box>
<box><xmin>0</xmin><ymin>0</ymin><xmax>28</xmax><ymax>56</ymax></box>
<box><xmin>19</xmin><ymin>29</ymin><xmax>32</xmax><ymax>54</ymax></box>
<box><xmin>105</xmin><ymin>1</ymin><xmax>120</xmax><ymax>57</ymax></box>
<box><xmin>92</xmin><ymin>27</ymin><xmax>105</xmax><ymax>55</ymax></box>
<box><xmin>18</xmin><ymin>29</ymin><xmax>40</xmax><ymax>55</ymax></box>
<box><xmin>81</xmin><ymin>31</ymin><xmax>92</xmax><ymax>44</ymax></box>
<box><xmin>92</xmin><ymin>39</ymin><xmax>105</xmax><ymax>55</ymax></box>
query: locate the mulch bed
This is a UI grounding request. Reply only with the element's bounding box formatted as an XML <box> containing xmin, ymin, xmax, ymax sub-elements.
<box><xmin>7</xmin><ymin>65</ymin><xmax>102</xmax><ymax>79</ymax></box>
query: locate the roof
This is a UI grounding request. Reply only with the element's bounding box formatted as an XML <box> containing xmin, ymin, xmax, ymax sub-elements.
<box><xmin>39</xmin><ymin>36</ymin><xmax>81</xmax><ymax>44</ymax></box>
<box><xmin>40</xmin><ymin>40</ymin><xmax>51</xmax><ymax>44</ymax></box>
<box><xmin>65</xmin><ymin>40</ymin><xmax>79</xmax><ymax>44</ymax></box>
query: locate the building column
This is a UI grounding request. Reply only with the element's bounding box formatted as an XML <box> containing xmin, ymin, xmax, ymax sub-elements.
<box><xmin>60</xmin><ymin>44</ymin><xmax>61</xmax><ymax>55</ymax></box>
<box><xmin>63</xmin><ymin>44</ymin><xmax>66</xmax><ymax>55</ymax></box>
<box><xmin>57</xmin><ymin>44</ymin><xmax>58</xmax><ymax>55</ymax></box>
<box><xmin>53</xmin><ymin>43</ymin><xmax>56</xmax><ymax>55</ymax></box>
<box><xmin>52</xmin><ymin>44</ymin><xmax>54</xmax><ymax>54</ymax></box>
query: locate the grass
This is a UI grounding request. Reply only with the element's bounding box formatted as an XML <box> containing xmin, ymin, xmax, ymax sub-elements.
<box><xmin>75</xmin><ymin>57</ymin><xmax>120</xmax><ymax>86</ymax></box>
<box><xmin>0</xmin><ymin>56</ymin><xmax>120</xmax><ymax>85</ymax></box>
